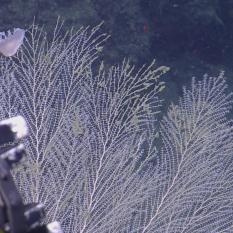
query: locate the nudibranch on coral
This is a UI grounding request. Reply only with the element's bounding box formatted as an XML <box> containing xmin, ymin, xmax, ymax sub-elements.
<box><xmin>0</xmin><ymin>28</ymin><xmax>25</xmax><ymax>57</ymax></box>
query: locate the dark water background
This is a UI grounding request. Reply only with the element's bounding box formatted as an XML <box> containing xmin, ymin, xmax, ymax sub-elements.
<box><xmin>1</xmin><ymin>0</ymin><xmax>233</xmax><ymax>114</ymax></box>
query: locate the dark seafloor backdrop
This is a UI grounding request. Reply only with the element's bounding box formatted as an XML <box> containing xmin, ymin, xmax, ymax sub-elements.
<box><xmin>1</xmin><ymin>0</ymin><xmax>233</xmax><ymax>116</ymax></box>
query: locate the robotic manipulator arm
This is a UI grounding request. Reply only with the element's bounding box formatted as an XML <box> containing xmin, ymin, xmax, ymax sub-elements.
<box><xmin>0</xmin><ymin>116</ymin><xmax>63</xmax><ymax>233</ymax></box>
